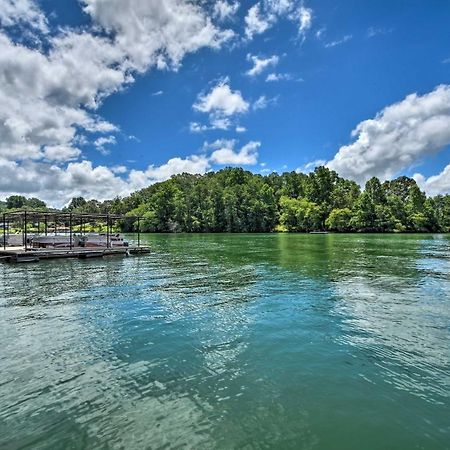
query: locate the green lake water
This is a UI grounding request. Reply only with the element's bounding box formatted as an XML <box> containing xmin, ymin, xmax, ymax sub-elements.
<box><xmin>0</xmin><ymin>233</ymin><xmax>449</xmax><ymax>449</ymax></box>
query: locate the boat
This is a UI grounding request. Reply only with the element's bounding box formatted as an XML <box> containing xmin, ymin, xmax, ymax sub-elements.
<box><xmin>1</xmin><ymin>234</ymin><xmax>26</xmax><ymax>247</ymax></box>
<box><xmin>84</xmin><ymin>233</ymin><xmax>129</xmax><ymax>248</ymax></box>
<box><xmin>32</xmin><ymin>235</ymin><xmax>80</xmax><ymax>248</ymax></box>
<box><xmin>31</xmin><ymin>233</ymin><xmax>128</xmax><ymax>249</ymax></box>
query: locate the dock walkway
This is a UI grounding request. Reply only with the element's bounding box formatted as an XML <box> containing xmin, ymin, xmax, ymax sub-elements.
<box><xmin>0</xmin><ymin>246</ymin><xmax>150</xmax><ymax>263</ymax></box>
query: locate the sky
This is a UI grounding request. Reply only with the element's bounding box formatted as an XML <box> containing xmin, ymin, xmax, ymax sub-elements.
<box><xmin>0</xmin><ymin>0</ymin><xmax>450</xmax><ymax>207</ymax></box>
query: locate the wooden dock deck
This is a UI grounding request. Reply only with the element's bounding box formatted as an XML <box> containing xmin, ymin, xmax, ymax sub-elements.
<box><xmin>0</xmin><ymin>246</ymin><xmax>150</xmax><ymax>263</ymax></box>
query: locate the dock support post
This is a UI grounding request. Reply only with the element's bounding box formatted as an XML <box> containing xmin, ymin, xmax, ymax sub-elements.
<box><xmin>45</xmin><ymin>215</ymin><xmax>48</xmax><ymax>236</ymax></box>
<box><xmin>2</xmin><ymin>213</ymin><xmax>5</xmax><ymax>250</ymax></box>
<box><xmin>69</xmin><ymin>213</ymin><xmax>73</xmax><ymax>250</ymax></box>
<box><xmin>106</xmin><ymin>214</ymin><xmax>110</xmax><ymax>249</ymax></box>
<box><xmin>24</xmin><ymin>211</ymin><xmax>28</xmax><ymax>251</ymax></box>
<box><xmin>137</xmin><ymin>217</ymin><xmax>140</xmax><ymax>247</ymax></box>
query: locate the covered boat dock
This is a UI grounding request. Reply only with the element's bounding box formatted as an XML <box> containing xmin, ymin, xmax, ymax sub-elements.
<box><xmin>0</xmin><ymin>211</ymin><xmax>149</xmax><ymax>263</ymax></box>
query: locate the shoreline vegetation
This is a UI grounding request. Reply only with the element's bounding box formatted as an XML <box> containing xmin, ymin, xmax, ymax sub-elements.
<box><xmin>2</xmin><ymin>167</ymin><xmax>449</xmax><ymax>233</ymax></box>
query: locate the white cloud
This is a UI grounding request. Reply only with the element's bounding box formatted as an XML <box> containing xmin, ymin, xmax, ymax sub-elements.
<box><xmin>327</xmin><ymin>85</ymin><xmax>450</xmax><ymax>187</ymax></box>
<box><xmin>244</xmin><ymin>1</ymin><xmax>313</xmax><ymax>41</ymax></box>
<box><xmin>0</xmin><ymin>137</ymin><xmax>263</xmax><ymax>206</ymax></box>
<box><xmin>0</xmin><ymin>0</ymin><xmax>235</xmax><ymax>164</ymax></box>
<box><xmin>194</xmin><ymin>79</ymin><xmax>249</xmax><ymax>116</ymax></box>
<box><xmin>213</xmin><ymin>1</ymin><xmax>240</xmax><ymax>21</ymax></box>
<box><xmin>209</xmin><ymin>140</ymin><xmax>260</xmax><ymax>165</ymax></box>
<box><xmin>367</xmin><ymin>27</ymin><xmax>393</xmax><ymax>38</ymax></box>
<box><xmin>298</xmin><ymin>6</ymin><xmax>312</xmax><ymax>38</ymax></box>
<box><xmin>414</xmin><ymin>165</ymin><xmax>450</xmax><ymax>197</ymax></box>
<box><xmin>152</xmin><ymin>90</ymin><xmax>164</xmax><ymax>96</ymax></box>
<box><xmin>315</xmin><ymin>26</ymin><xmax>326</xmax><ymax>39</ymax></box>
<box><xmin>111</xmin><ymin>165</ymin><xmax>128</xmax><ymax>174</ymax></box>
<box><xmin>0</xmin><ymin>0</ymin><xmax>239</xmax><ymax>203</ymax></box>
<box><xmin>43</xmin><ymin>145</ymin><xmax>81</xmax><ymax>162</ymax></box>
<box><xmin>244</xmin><ymin>4</ymin><xmax>272</xmax><ymax>40</ymax></box>
<box><xmin>193</xmin><ymin>78</ymin><xmax>249</xmax><ymax>130</ymax></box>
<box><xmin>442</xmin><ymin>58</ymin><xmax>450</xmax><ymax>64</ymax></box>
<box><xmin>296</xmin><ymin>159</ymin><xmax>327</xmax><ymax>174</ymax></box>
<box><xmin>94</xmin><ymin>136</ymin><xmax>117</xmax><ymax>155</ymax></box>
<box><xmin>82</xmin><ymin>0</ymin><xmax>234</xmax><ymax>72</ymax></box>
<box><xmin>253</xmin><ymin>95</ymin><xmax>278</xmax><ymax>110</ymax></box>
<box><xmin>0</xmin><ymin>0</ymin><xmax>48</xmax><ymax>33</ymax></box>
<box><xmin>266</xmin><ymin>72</ymin><xmax>295</xmax><ymax>82</ymax></box>
<box><xmin>246</xmin><ymin>54</ymin><xmax>279</xmax><ymax>76</ymax></box>
<box><xmin>0</xmin><ymin>159</ymin><xmax>131</xmax><ymax>207</ymax></box>
<box><xmin>130</xmin><ymin>155</ymin><xmax>211</xmax><ymax>187</ymax></box>
<box><xmin>325</xmin><ymin>34</ymin><xmax>352</xmax><ymax>48</ymax></box>
<box><xmin>236</xmin><ymin>126</ymin><xmax>247</xmax><ymax>133</ymax></box>
<box><xmin>189</xmin><ymin>122</ymin><xmax>210</xmax><ymax>133</ymax></box>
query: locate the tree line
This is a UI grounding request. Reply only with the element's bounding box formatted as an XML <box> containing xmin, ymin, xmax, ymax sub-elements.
<box><xmin>2</xmin><ymin>167</ymin><xmax>450</xmax><ymax>233</ymax></box>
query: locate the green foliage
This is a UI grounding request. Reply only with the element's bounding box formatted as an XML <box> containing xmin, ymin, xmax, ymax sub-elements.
<box><xmin>279</xmin><ymin>196</ymin><xmax>322</xmax><ymax>232</ymax></box>
<box><xmin>5</xmin><ymin>195</ymin><xmax>47</xmax><ymax>211</ymax></box>
<box><xmin>2</xmin><ymin>166</ymin><xmax>450</xmax><ymax>233</ymax></box>
<box><xmin>325</xmin><ymin>208</ymin><xmax>353</xmax><ymax>232</ymax></box>
<box><xmin>6</xmin><ymin>195</ymin><xmax>27</xmax><ymax>209</ymax></box>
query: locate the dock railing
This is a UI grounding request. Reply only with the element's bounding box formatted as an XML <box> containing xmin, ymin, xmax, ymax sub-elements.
<box><xmin>1</xmin><ymin>211</ymin><xmax>142</xmax><ymax>251</ymax></box>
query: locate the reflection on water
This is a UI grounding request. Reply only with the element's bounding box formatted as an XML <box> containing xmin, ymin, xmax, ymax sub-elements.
<box><xmin>0</xmin><ymin>233</ymin><xmax>449</xmax><ymax>449</ymax></box>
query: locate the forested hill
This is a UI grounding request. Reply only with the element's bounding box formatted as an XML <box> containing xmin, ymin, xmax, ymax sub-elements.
<box><xmin>2</xmin><ymin>167</ymin><xmax>450</xmax><ymax>233</ymax></box>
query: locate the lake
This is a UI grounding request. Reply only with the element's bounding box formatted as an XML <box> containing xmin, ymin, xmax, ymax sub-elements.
<box><xmin>0</xmin><ymin>234</ymin><xmax>449</xmax><ymax>449</ymax></box>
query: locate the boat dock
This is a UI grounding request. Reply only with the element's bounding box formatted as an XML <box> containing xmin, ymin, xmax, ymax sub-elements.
<box><xmin>0</xmin><ymin>246</ymin><xmax>150</xmax><ymax>263</ymax></box>
<box><xmin>1</xmin><ymin>211</ymin><xmax>149</xmax><ymax>263</ymax></box>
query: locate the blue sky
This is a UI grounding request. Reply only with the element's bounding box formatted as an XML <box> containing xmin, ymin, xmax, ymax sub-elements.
<box><xmin>0</xmin><ymin>0</ymin><xmax>450</xmax><ymax>205</ymax></box>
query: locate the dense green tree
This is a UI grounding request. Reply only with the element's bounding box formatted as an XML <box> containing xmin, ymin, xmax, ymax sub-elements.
<box><xmin>66</xmin><ymin>197</ymin><xmax>87</xmax><ymax>211</ymax></box>
<box><xmin>279</xmin><ymin>196</ymin><xmax>322</xmax><ymax>232</ymax></box>
<box><xmin>6</xmin><ymin>195</ymin><xmax>27</xmax><ymax>209</ymax></box>
<box><xmin>325</xmin><ymin>208</ymin><xmax>353</xmax><ymax>232</ymax></box>
<box><xmin>382</xmin><ymin>176</ymin><xmax>417</xmax><ymax>202</ymax></box>
<box><xmin>2</xmin><ymin>167</ymin><xmax>449</xmax><ymax>233</ymax></box>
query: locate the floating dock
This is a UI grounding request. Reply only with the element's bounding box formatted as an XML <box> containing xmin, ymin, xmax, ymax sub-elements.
<box><xmin>1</xmin><ymin>211</ymin><xmax>148</xmax><ymax>263</ymax></box>
<box><xmin>0</xmin><ymin>246</ymin><xmax>150</xmax><ymax>263</ymax></box>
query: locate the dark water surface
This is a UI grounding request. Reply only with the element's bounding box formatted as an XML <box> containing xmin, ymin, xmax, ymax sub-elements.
<box><xmin>1</xmin><ymin>234</ymin><xmax>449</xmax><ymax>449</ymax></box>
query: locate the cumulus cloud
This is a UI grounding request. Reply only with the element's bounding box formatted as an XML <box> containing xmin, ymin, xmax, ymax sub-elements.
<box><xmin>81</xmin><ymin>0</ymin><xmax>234</xmax><ymax>72</ymax></box>
<box><xmin>194</xmin><ymin>79</ymin><xmax>249</xmax><ymax>116</ymax></box>
<box><xmin>193</xmin><ymin>78</ymin><xmax>249</xmax><ymax>130</ymax></box>
<box><xmin>298</xmin><ymin>6</ymin><xmax>313</xmax><ymax>38</ymax></box>
<box><xmin>94</xmin><ymin>136</ymin><xmax>117</xmax><ymax>155</ymax></box>
<box><xmin>253</xmin><ymin>95</ymin><xmax>278</xmax><ymax>110</ymax></box>
<box><xmin>296</xmin><ymin>159</ymin><xmax>327</xmax><ymax>174</ymax></box>
<box><xmin>0</xmin><ymin>138</ymin><xmax>262</xmax><ymax>206</ymax></box>
<box><xmin>244</xmin><ymin>4</ymin><xmax>272</xmax><ymax>39</ymax></box>
<box><xmin>128</xmin><ymin>155</ymin><xmax>211</xmax><ymax>189</ymax></box>
<box><xmin>414</xmin><ymin>165</ymin><xmax>450</xmax><ymax>196</ymax></box>
<box><xmin>0</xmin><ymin>1</ymin><xmax>234</xmax><ymax>161</ymax></box>
<box><xmin>0</xmin><ymin>159</ymin><xmax>131</xmax><ymax>206</ymax></box>
<box><xmin>246</xmin><ymin>54</ymin><xmax>279</xmax><ymax>76</ymax></box>
<box><xmin>0</xmin><ymin>0</ymin><xmax>48</xmax><ymax>33</ymax></box>
<box><xmin>244</xmin><ymin>1</ymin><xmax>313</xmax><ymax>41</ymax></box>
<box><xmin>327</xmin><ymin>85</ymin><xmax>450</xmax><ymax>188</ymax></box>
<box><xmin>213</xmin><ymin>1</ymin><xmax>240</xmax><ymax>21</ymax></box>
<box><xmin>266</xmin><ymin>72</ymin><xmax>297</xmax><ymax>82</ymax></box>
<box><xmin>208</xmin><ymin>140</ymin><xmax>260</xmax><ymax>165</ymax></box>
<box><xmin>0</xmin><ymin>0</ymin><xmax>237</xmax><ymax>203</ymax></box>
